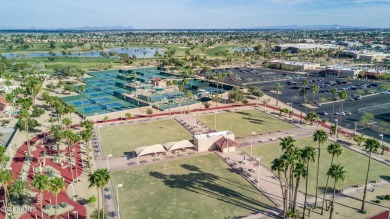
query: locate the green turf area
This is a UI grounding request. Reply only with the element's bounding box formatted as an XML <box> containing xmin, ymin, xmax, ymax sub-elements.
<box><xmin>197</xmin><ymin>109</ymin><xmax>295</xmax><ymax>137</ymax></box>
<box><xmin>99</xmin><ymin>119</ymin><xmax>192</xmax><ymax>157</ymax></box>
<box><xmin>110</xmin><ymin>154</ymin><xmax>276</xmax><ymax>219</ymax></box>
<box><xmin>242</xmin><ymin>137</ymin><xmax>389</xmax><ymax>196</ymax></box>
<box><xmin>204</xmin><ymin>45</ymin><xmax>234</xmax><ymax>57</ymax></box>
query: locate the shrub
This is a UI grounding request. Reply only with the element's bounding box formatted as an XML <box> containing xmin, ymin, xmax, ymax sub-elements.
<box><xmin>88</xmin><ymin>195</ymin><xmax>97</xmax><ymax>204</ymax></box>
<box><xmin>374</xmin><ymin>199</ymin><xmax>381</xmax><ymax>203</ymax></box>
<box><xmin>385</xmin><ymin>194</ymin><xmax>390</xmax><ymax>200</ymax></box>
<box><xmin>60</xmin><ymin>202</ymin><xmax>68</xmax><ymax>207</ymax></box>
<box><xmin>203</xmin><ymin>102</ymin><xmax>210</xmax><ymax>108</ymax></box>
<box><xmin>360</xmin><ymin>210</ymin><xmax>367</xmax><ymax>214</ymax></box>
<box><xmin>242</xmin><ymin>99</ymin><xmax>249</xmax><ymax>104</ymax></box>
<box><xmin>44</xmin><ymin>204</ymin><xmax>52</xmax><ymax>209</ymax></box>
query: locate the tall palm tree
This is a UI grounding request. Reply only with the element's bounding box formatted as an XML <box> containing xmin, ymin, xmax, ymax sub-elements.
<box><xmin>19</xmin><ymin>108</ymin><xmax>31</xmax><ymax>156</ymax></box>
<box><xmin>66</xmin><ymin>105</ymin><xmax>76</xmax><ymax>119</ymax></box>
<box><xmin>321</xmin><ymin>143</ymin><xmax>343</xmax><ymax>215</ymax></box>
<box><xmin>49</xmin><ymin>177</ymin><xmax>66</xmax><ymax>219</ymax></box>
<box><xmin>272</xmin><ymin>83</ymin><xmax>283</xmax><ymax>106</ymax></box>
<box><xmin>280</xmin><ymin>136</ymin><xmax>296</xmax><ymax>152</ymax></box>
<box><xmin>0</xmin><ymin>169</ymin><xmax>14</xmax><ymax>212</ymax></box>
<box><xmin>80</xmin><ymin>129</ymin><xmax>93</xmax><ymax>171</ymax></box>
<box><xmin>89</xmin><ymin>169</ymin><xmax>110</xmax><ymax>219</ymax></box>
<box><xmin>361</xmin><ymin>138</ymin><xmax>381</xmax><ymax>212</ymax></box>
<box><xmin>310</xmin><ymin>84</ymin><xmax>319</xmax><ymax>112</ymax></box>
<box><xmin>216</xmin><ymin>73</ymin><xmax>226</xmax><ymax>99</ymax></box>
<box><xmin>327</xmin><ymin>164</ymin><xmax>346</xmax><ymax>219</ymax></box>
<box><xmin>32</xmin><ymin>174</ymin><xmax>50</xmax><ymax>219</ymax></box>
<box><xmin>0</xmin><ymin>145</ymin><xmax>10</xmax><ymax>169</ymax></box>
<box><xmin>313</xmin><ymin>129</ymin><xmax>328</xmax><ymax>208</ymax></box>
<box><xmin>301</xmin><ymin>145</ymin><xmax>316</xmax><ymax>219</ymax></box>
<box><xmin>299</xmin><ymin>87</ymin><xmax>308</xmax><ymax>121</ymax></box>
<box><xmin>271</xmin><ymin>158</ymin><xmax>287</xmax><ymax>219</ymax></box>
<box><xmin>292</xmin><ymin>160</ymin><xmax>306</xmax><ymax>212</ymax></box>
<box><xmin>330</xmin><ymin>87</ymin><xmax>338</xmax><ymax>121</ymax></box>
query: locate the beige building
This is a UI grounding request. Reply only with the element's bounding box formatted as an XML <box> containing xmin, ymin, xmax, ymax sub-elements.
<box><xmin>269</xmin><ymin>60</ymin><xmax>320</xmax><ymax>71</ymax></box>
<box><xmin>194</xmin><ymin>131</ymin><xmax>235</xmax><ymax>152</ymax></box>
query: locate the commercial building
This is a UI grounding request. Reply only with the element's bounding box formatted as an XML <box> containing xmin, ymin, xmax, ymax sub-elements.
<box><xmin>341</xmin><ymin>50</ymin><xmax>390</xmax><ymax>62</ymax></box>
<box><xmin>314</xmin><ymin>66</ymin><xmax>361</xmax><ymax>78</ymax></box>
<box><xmin>275</xmin><ymin>43</ymin><xmax>339</xmax><ymax>53</ymax></box>
<box><xmin>269</xmin><ymin>60</ymin><xmax>320</xmax><ymax>71</ymax></box>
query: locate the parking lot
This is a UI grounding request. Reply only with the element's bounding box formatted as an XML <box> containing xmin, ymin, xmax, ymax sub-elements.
<box><xmin>214</xmin><ymin>67</ymin><xmax>390</xmax><ymax>143</ymax></box>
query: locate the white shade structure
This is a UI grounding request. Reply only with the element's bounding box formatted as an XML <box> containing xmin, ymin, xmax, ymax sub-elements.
<box><xmin>134</xmin><ymin>144</ymin><xmax>167</xmax><ymax>157</ymax></box>
<box><xmin>164</xmin><ymin>140</ymin><xmax>195</xmax><ymax>152</ymax></box>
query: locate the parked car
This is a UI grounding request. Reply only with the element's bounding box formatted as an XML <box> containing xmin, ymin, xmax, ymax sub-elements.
<box><xmin>345</xmin><ymin>111</ymin><xmax>352</xmax><ymax>115</ymax></box>
<box><xmin>354</xmin><ymin>96</ymin><xmax>362</xmax><ymax>100</ymax></box>
<box><xmin>318</xmin><ymin>111</ymin><xmax>328</xmax><ymax>115</ymax></box>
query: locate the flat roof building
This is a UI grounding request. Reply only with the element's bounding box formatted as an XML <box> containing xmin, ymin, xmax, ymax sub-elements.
<box><xmin>275</xmin><ymin>43</ymin><xmax>339</xmax><ymax>53</ymax></box>
<box><xmin>269</xmin><ymin>60</ymin><xmax>320</xmax><ymax>71</ymax></box>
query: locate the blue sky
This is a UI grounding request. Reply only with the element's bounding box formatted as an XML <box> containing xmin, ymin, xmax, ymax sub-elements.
<box><xmin>1</xmin><ymin>0</ymin><xmax>390</xmax><ymax>28</ymax></box>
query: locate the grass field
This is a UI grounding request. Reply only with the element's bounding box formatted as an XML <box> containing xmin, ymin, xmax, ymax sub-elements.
<box><xmin>242</xmin><ymin>137</ymin><xmax>389</xmax><ymax>196</ymax></box>
<box><xmin>110</xmin><ymin>154</ymin><xmax>276</xmax><ymax>219</ymax></box>
<box><xmin>99</xmin><ymin>119</ymin><xmax>192</xmax><ymax>157</ymax></box>
<box><xmin>197</xmin><ymin>109</ymin><xmax>295</xmax><ymax>137</ymax></box>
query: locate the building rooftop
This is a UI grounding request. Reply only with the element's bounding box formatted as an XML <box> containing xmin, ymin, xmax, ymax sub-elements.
<box><xmin>277</xmin><ymin>43</ymin><xmax>339</xmax><ymax>49</ymax></box>
<box><xmin>195</xmin><ymin>130</ymin><xmax>233</xmax><ymax>139</ymax></box>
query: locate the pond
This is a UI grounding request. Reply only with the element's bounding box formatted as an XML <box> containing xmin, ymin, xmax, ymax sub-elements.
<box><xmin>1</xmin><ymin>47</ymin><xmax>164</xmax><ymax>59</ymax></box>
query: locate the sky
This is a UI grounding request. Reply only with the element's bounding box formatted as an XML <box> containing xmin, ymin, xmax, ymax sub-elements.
<box><xmin>1</xmin><ymin>0</ymin><xmax>390</xmax><ymax>29</ymax></box>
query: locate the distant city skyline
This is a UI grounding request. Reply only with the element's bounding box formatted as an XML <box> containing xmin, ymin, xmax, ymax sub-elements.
<box><xmin>1</xmin><ymin>0</ymin><xmax>390</xmax><ymax>29</ymax></box>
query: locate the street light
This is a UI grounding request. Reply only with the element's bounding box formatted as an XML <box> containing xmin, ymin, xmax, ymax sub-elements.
<box><xmin>334</xmin><ymin>119</ymin><xmax>339</xmax><ymax>141</ymax></box>
<box><xmin>256</xmin><ymin>158</ymin><xmax>261</xmax><ymax>189</ymax></box>
<box><xmin>379</xmin><ymin>134</ymin><xmax>384</xmax><ymax>159</ymax></box>
<box><xmin>250</xmin><ymin>132</ymin><xmax>256</xmax><ymax>159</ymax></box>
<box><xmin>117</xmin><ymin>184</ymin><xmax>123</xmax><ymax>219</ymax></box>
<box><xmin>107</xmin><ymin>154</ymin><xmax>112</xmax><ymax>170</ymax></box>
<box><xmin>354</xmin><ymin>122</ymin><xmax>358</xmax><ymax>135</ymax></box>
<box><xmin>214</xmin><ymin>111</ymin><xmax>218</xmax><ymax>130</ymax></box>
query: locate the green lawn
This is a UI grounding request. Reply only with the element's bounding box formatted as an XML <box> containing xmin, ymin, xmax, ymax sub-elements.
<box><xmin>110</xmin><ymin>154</ymin><xmax>276</xmax><ymax>219</ymax></box>
<box><xmin>197</xmin><ymin>109</ymin><xmax>295</xmax><ymax>137</ymax></box>
<box><xmin>242</xmin><ymin>137</ymin><xmax>389</xmax><ymax>196</ymax></box>
<box><xmin>99</xmin><ymin>119</ymin><xmax>192</xmax><ymax>157</ymax></box>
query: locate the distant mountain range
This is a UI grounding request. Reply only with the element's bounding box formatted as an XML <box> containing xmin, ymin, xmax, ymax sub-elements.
<box><xmin>249</xmin><ymin>24</ymin><xmax>371</xmax><ymax>30</ymax></box>
<box><xmin>0</xmin><ymin>26</ymin><xmax>134</xmax><ymax>31</ymax></box>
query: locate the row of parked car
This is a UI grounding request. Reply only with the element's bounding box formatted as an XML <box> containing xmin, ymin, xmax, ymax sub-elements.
<box><xmin>318</xmin><ymin>111</ymin><xmax>352</xmax><ymax>116</ymax></box>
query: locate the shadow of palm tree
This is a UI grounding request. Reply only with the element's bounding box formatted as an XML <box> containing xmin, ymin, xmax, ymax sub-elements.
<box><xmin>149</xmin><ymin>164</ymin><xmax>282</xmax><ymax>218</ymax></box>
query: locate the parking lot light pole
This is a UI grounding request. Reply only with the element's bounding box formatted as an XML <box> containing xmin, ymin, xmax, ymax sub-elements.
<box><xmin>354</xmin><ymin>122</ymin><xmax>358</xmax><ymax>135</ymax></box>
<box><xmin>379</xmin><ymin>134</ymin><xmax>384</xmax><ymax>159</ymax></box>
<box><xmin>334</xmin><ymin>119</ymin><xmax>339</xmax><ymax>141</ymax></box>
<box><xmin>117</xmin><ymin>184</ymin><xmax>123</xmax><ymax>219</ymax></box>
<box><xmin>251</xmin><ymin>132</ymin><xmax>256</xmax><ymax>159</ymax></box>
<box><xmin>107</xmin><ymin>154</ymin><xmax>112</xmax><ymax>170</ymax></box>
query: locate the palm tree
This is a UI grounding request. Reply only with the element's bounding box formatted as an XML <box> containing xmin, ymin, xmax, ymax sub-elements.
<box><xmin>271</xmin><ymin>158</ymin><xmax>287</xmax><ymax>219</ymax></box>
<box><xmin>361</xmin><ymin>138</ymin><xmax>381</xmax><ymax>212</ymax></box>
<box><xmin>280</xmin><ymin>136</ymin><xmax>296</xmax><ymax>152</ymax></box>
<box><xmin>321</xmin><ymin>143</ymin><xmax>343</xmax><ymax>215</ymax></box>
<box><xmin>310</xmin><ymin>84</ymin><xmax>319</xmax><ymax>112</ymax></box>
<box><xmin>0</xmin><ymin>169</ymin><xmax>14</xmax><ymax>212</ymax></box>
<box><xmin>62</xmin><ymin>118</ymin><xmax>72</xmax><ymax>129</ymax></box>
<box><xmin>301</xmin><ymin>146</ymin><xmax>316</xmax><ymax>219</ymax></box>
<box><xmin>299</xmin><ymin>87</ymin><xmax>308</xmax><ymax>121</ymax></box>
<box><xmin>125</xmin><ymin>113</ymin><xmax>132</xmax><ymax>120</ymax></box>
<box><xmin>19</xmin><ymin>108</ymin><xmax>31</xmax><ymax>156</ymax></box>
<box><xmin>293</xmin><ymin>160</ymin><xmax>306</xmax><ymax>212</ymax></box>
<box><xmin>32</xmin><ymin>174</ymin><xmax>50</xmax><ymax>219</ymax></box>
<box><xmin>313</xmin><ymin>129</ymin><xmax>328</xmax><ymax>208</ymax></box>
<box><xmin>66</xmin><ymin>105</ymin><xmax>76</xmax><ymax>119</ymax></box>
<box><xmin>327</xmin><ymin>164</ymin><xmax>346</xmax><ymax>219</ymax></box>
<box><xmin>9</xmin><ymin>179</ymin><xmax>27</xmax><ymax>204</ymax></box>
<box><xmin>89</xmin><ymin>169</ymin><xmax>110</xmax><ymax>219</ymax></box>
<box><xmin>330</xmin><ymin>87</ymin><xmax>338</xmax><ymax>121</ymax></box>
<box><xmin>81</xmin><ymin>129</ymin><xmax>93</xmax><ymax>171</ymax></box>
<box><xmin>0</xmin><ymin>145</ymin><xmax>10</xmax><ymax>169</ymax></box>
<box><xmin>212</xmin><ymin>94</ymin><xmax>221</xmax><ymax>107</ymax></box>
<box><xmin>272</xmin><ymin>83</ymin><xmax>283</xmax><ymax>106</ymax></box>
<box><xmin>49</xmin><ymin>177</ymin><xmax>66</xmax><ymax>219</ymax></box>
